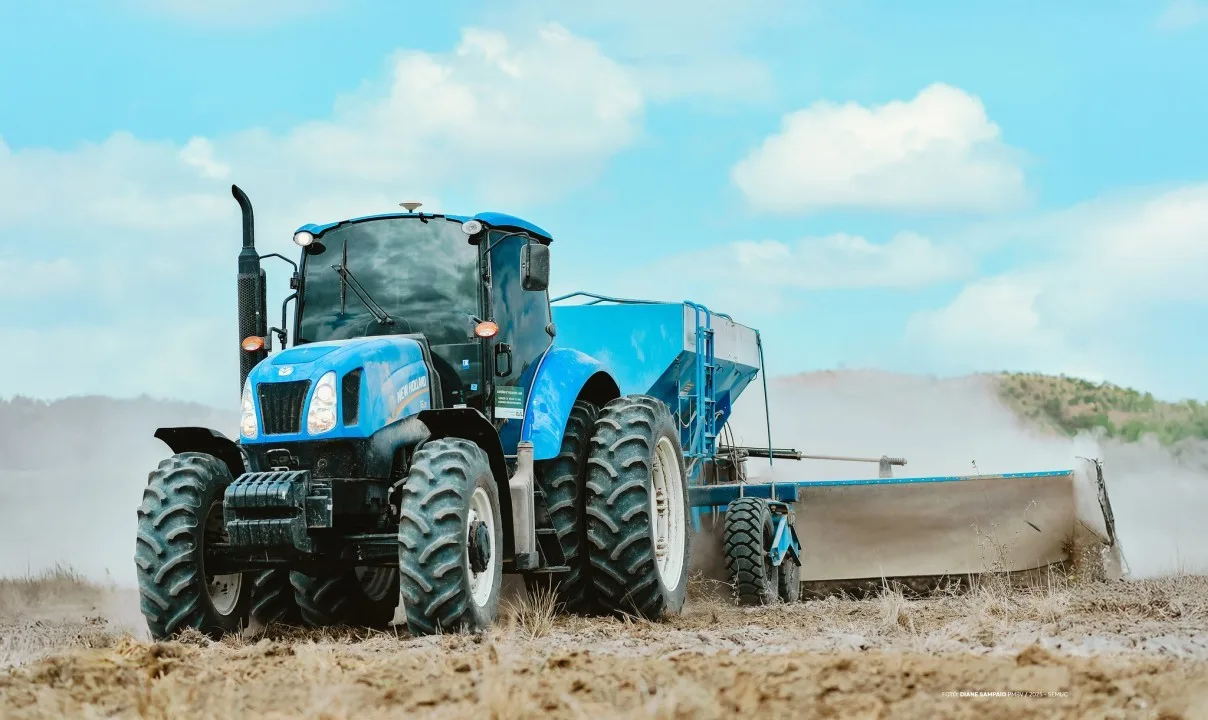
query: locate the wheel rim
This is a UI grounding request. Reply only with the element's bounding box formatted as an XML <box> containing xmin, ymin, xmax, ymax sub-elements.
<box><xmin>467</xmin><ymin>486</ymin><xmax>497</xmax><ymax>607</ymax></box>
<box><xmin>355</xmin><ymin>567</ymin><xmax>397</xmax><ymax>602</ymax></box>
<box><xmin>203</xmin><ymin>501</ymin><xmax>242</xmax><ymax>616</ymax></box>
<box><xmin>650</xmin><ymin>436</ymin><xmax>686</xmax><ymax>589</ymax></box>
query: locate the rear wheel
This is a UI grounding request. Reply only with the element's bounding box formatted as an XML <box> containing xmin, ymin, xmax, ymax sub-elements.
<box><xmin>397</xmin><ymin>438</ymin><xmax>502</xmax><ymax>635</ymax></box>
<box><xmin>134</xmin><ymin>452</ymin><xmax>251</xmax><ymax>640</ymax></box>
<box><xmin>584</xmin><ymin>395</ymin><xmax>690</xmax><ymax>619</ymax></box>
<box><xmin>524</xmin><ymin>399</ymin><xmax>598</xmax><ymax>613</ymax></box>
<box><xmin>724</xmin><ymin>497</ymin><xmax>779</xmax><ymax>606</ymax></box>
<box><xmin>289</xmin><ymin>567</ymin><xmax>398</xmax><ymax>628</ymax></box>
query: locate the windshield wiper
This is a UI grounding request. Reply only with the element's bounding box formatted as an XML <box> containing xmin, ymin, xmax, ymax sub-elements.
<box><xmin>330</xmin><ymin>262</ymin><xmax>395</xmax><ymax>327</ymax></box>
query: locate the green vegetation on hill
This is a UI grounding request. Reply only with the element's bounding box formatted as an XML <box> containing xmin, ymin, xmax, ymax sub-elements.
<box><xmin>995</xmin><ymin>372</ymin><xmax>1208</xmax><ymax>445</ymax></box>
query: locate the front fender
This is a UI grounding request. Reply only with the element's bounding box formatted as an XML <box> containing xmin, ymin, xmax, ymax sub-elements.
<box><xmin>154</xmin><ymin>426</ymin><xmax>248</xmax><ymax>478</ymax></box>
<box><xmin>522</xmin><ymin>348</ymin><xmax>620</xmax><ymax>461</ymax></box>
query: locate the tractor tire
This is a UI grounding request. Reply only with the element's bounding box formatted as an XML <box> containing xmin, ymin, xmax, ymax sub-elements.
<box><xmin>584</xmin><ymin>395</ymin><xmax>691</xmax><ymax>620</ymax></box>
<box><xmin>524</xmin><ymin>399</ymin><xmax>598</xmax><ymax>613</ymax></box>
<box><xmin>397</xmin><ymin>438</ymin><xmax>503</xmax><ymax>635</ymax></box>
<box><xmin>778</xmin><ymin>557</ymin><xmax>801</xmax><ymax>603</ymax></box>
<box><xmin>723</xmin><ymin>497</ymin><xmax>780</xmax><ymax>606</ymax></box>
<box><xmin>134</xmin><ymin>452</ymin><xmax>251</xmax><ymax>640</ymax></box>
<box><xmin>250</xmin><ymin>570</ymin><xmax>302</xmax><ymax>628</ymax></box>
<box><xmin>289</xmin><ymin>567</ymin><xmax>399</xmax><ymax>629</ymax></box>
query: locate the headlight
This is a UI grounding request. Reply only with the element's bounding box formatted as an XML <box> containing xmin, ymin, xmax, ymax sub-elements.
<box><xmin>461</xmin><ymin>219</ymin><xmax>483</xmax><ymax>236</ymax></box>
<box><xmin>294</xmin><ymin>231</ymin><xmax>314</xmax><ymax>247</ymax></box>
<box><xmin>240</xmin><ymin>381</ymin><xmax>258</xmax><ymax>438</ymax></box>
<box><xmin>307</xmin><ymin>371</ymin><xmax>338</xmax><ymax>434</ymax></box>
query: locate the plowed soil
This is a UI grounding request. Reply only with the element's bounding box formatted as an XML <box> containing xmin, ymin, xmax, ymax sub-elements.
<box><xmin>3</xmin><ymin>574</ymin><xmax>1208</xmax><ymax>719</ymax></box>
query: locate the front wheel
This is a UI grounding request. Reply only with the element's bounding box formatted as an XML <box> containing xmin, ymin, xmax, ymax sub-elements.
<box><xmin>397</xmin><ymin>438</ymin><xmax>503</xmax><ymax>635</ymax></box>
<box><xmin>584</xmin><ymin>395</ymin><xmax>691</xmax><ymax>619</ymax></box>
<box><xmin>134</xmin><ymin>452</ymin><xmax>251</xmax><ymax>640</ymax></box>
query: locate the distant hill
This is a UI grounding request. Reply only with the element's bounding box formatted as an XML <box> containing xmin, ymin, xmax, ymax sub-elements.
<box><xmin>994</xmin><ymin>372</ymin><xmax>1208</xmax><ymax>446</ymax></box>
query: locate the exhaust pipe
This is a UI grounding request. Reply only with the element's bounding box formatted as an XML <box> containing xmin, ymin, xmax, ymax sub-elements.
<box><xmin>233</xmin><ymin>184</ymin><xmax>268</xmax><ymax>394</ymax></box>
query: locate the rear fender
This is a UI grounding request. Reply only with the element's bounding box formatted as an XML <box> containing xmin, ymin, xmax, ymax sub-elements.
<box><xmin>154</xmin><ymin>427</ymin><xmax>248</xmax><ymax>479</ymax></box>
<box><xmin>522</xmin><ymin>348</ymin><xmax>621</xmax><ymax>461</ymax></box>
<box><xmin>417</xmin><ymin>407</ymin><xmax>515</xmax><ymax>559</ymax></box>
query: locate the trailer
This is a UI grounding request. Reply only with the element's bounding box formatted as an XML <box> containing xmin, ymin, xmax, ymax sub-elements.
<box><xmin>551</xmin><ymin>293</ymin><xmax>1123</xmax><ymax>602</ymax></box>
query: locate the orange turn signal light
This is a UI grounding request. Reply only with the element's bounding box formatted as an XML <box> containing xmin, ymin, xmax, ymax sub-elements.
<box><xmin>474</xmin><ymin>321</ymin><xmax>499</xmax><ymax>339</ymax></box>
<box><xmin>241</xmin><ymin>336</ymin><xmax>266</xmax><ymax>352</ymax></box>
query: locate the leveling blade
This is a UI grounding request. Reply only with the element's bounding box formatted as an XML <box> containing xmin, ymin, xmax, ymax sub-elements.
<box><xmin>691</xmin><ymin>458</ymin><xmax>1123</xmax><ymax>595</ymax></box>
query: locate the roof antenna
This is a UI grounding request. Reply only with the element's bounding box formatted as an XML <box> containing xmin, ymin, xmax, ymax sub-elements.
<box><xmin>400</xmin><ymin>202</ymin><xmax>422</xmax><ymax>212</ymax></box>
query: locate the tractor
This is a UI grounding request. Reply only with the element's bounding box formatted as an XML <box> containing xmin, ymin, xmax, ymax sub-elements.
<box><xmin>134</xmin><ymin>186</ymin><xmax>690</xmax><ymax>639</ymax></box>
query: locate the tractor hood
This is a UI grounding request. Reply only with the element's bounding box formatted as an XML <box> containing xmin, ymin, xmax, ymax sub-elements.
<box><xmin>241</xmin><ymin>336</ymin><xmax>432</xmax><ymax>444</ymax></box>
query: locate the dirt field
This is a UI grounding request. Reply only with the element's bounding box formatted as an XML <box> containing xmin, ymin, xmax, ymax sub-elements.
<box><xmin>3</xmin><ymin>571</ymin><xmax>1208</xmax><ymax>719</ymax></box>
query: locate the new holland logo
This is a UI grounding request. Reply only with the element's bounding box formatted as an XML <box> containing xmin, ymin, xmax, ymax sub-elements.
<box><xmin>394</xmin><ymin>375</ymin><xmax>429</xmax><ymax>406</ymax></box>
<box><xmin>277</xmin><ymin>366</ymin><xmax>294</xmax><ymax>377</ymax></box>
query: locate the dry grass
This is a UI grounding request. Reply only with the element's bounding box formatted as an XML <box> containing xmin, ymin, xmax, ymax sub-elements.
<box><xmin>0</xmin><ymin>564</ymin><xmax>97</xmax><ymax>618</ymax></box>
<box><xmin>500</xmin><ymin>584</ymin><xmax>559</xmax><ymax>640</ymax></box>
<box><xmin>0</xmin><ymin>565</ymin><xmax>134</xmax><ymax>668</ymax></box>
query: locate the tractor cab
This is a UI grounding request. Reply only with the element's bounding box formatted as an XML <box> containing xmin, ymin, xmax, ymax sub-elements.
<box><xmin>283</xmin><ymin>209</ymin><xmax>554</xmax><ymax>427</ymax></box>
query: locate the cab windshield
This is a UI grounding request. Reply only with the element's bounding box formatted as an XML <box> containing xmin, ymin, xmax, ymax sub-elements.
<box><xmin>296</xmin><ymin>217</ymin><xmax>480</xmax><ymax>346</ymax></box>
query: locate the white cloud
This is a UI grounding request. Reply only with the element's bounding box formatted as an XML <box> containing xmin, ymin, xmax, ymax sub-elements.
<box><xmin>905</xmin><ymin>183</ymin><xmax>1208</xmax><ymax>386</ymax></box>
<box><xmin>1157</xmin><ymin>0</ymin><xmax>1208</xmax><ymax>31</ymax></box>
<box><xmin>0</xmin><ymin>24</ymin><xmax>643</xmax><ymax>404</ymax></box>
<box><xmin>731</xmin><ymin>83</ymin><xmax>1028</xmax><ymax>214</ymax></box>
<box><xmin>130</xmin><ymin>0</ymin><xmax>340</xmax><ymax>28</ymax></box>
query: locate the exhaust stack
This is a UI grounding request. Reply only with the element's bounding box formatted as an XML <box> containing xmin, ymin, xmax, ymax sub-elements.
<box><xmin>233</xmin><ymin>184</ymin><xmax>268</xmax><ymax>394</ymax></box>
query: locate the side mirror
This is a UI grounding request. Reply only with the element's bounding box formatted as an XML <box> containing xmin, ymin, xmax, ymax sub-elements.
<box><xmin>521</xmin><ymin>242</ymin><xmax>550</xmax><ymax>291</ymax></box>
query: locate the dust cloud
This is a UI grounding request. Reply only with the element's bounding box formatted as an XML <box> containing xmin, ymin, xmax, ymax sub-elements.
<box><xmin>1</xmin><ymin>370</ymin><xmax>1205</xmax><ymax>592</ymax></box>
<box><xmin>726</xmin><ymin>370</ymin><xmax>1208</xmax><ymax>579</ymax></box>
<box><xmin>0</xmin><ymin>396</ymin><xmax>236</xmax><ymax>589</ymax></box>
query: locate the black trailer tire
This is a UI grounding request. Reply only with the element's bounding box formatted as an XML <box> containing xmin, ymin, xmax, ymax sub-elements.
<box><xmin>134</xmin><ymin>452</ymin><xmax>251</xmax><ymax>640</ymax></box>
<box><xmin>584</xmin><ymin>395</ymin><xmax>691</xmax><ymax>620</ymax></box>
<box><xmin>397</xmin><ymin>438</ymin><xmax>502</xmax><ymax>635</ymax></box>
<box><xmin>250</xmin><ymin>570</ymin><xmax>302</xmax><ymax>628</ymax></box>
<box><xmin>778</xmin><ymin>557</ymin><xmax>801</xmax><ymax>603</ymax></box>
<box><xmin>723</xmin><ymin>497</ymin><xmax>780</xmax><ymax>606</ymax></box>
<box><xmin>289</xmin><ymin>568</ymin><xmax>399</xmax><ymax>629</ymax></box>
<box><xmin>524</xmin><ymin>399</ymin><xmax>599</xmax><ymax>613</ymax></box>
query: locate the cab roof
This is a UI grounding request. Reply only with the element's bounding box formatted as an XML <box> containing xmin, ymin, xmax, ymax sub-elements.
<box><xmin>295</xmin><ymin>211</ymin><xmax>553</xmax><ymax>243</ymax></box>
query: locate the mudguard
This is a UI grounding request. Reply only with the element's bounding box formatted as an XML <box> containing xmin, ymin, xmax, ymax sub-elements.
<box><xmin>521</xmin><ymin>347</ymin><xmax>621</xmax><ymax>461</ymax></box>
<box><xmin>154</xmin><ymin>426</ymin><xmax>248</xmax><ymax>478</ymax></box>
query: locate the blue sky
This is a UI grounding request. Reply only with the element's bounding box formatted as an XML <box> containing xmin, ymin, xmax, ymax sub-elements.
<box><xmin>3</xmin><ymin>0</ymin><xmax>1208</xmax><ymax>406</ymax></box>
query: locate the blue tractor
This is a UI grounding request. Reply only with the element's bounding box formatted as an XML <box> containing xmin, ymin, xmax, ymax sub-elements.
<box><xmin>135</xmin><ymin>186</ymin><xmax>702</xmax><ymax>639</ymax></box>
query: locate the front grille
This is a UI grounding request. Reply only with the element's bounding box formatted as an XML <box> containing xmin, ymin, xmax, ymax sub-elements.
<box><xmin>258</xmin><ymin>380</ymin><xmax>310</xmax><ymax>435</ymax></box>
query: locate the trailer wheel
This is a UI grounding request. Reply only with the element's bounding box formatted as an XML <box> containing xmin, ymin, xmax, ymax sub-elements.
<box><xmin>289</xmin><ymin>567</ymin><xmax>398</xmax><ymax>629</ymax></box>
<box><xmin>250</xmin><ymin>570</ymin><xmax>302</xmax><ymax>628</ymax></box>
<box><xmin>134</xmin><ymin>452</ymin><xmax>251</xmax><ymax>640</ymax></box>
<box><xmin>524</xmin><ymin>399</ymin><xmax>598</xmax><ymax>613</ymax></box>
<box><xmin>397</xmin><ymin>438</ymin><xmax>502</xmax><ymax>635</ymax></box>
<box><xmin>723</xmin><ymin>497</ymin><xmax>780</xmax><ymax>606</ymax></box>
<box><xmin>584</xmin><ymin>395</ymin><xmax>691</xmax><ymax>620</ymax></box>
<box><xmin>778</xmin><ymin>558</ymin><xmax>801</xmax><ymax>603</ymax></box>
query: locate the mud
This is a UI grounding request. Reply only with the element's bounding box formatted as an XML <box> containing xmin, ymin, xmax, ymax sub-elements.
<box><xmin>3</xmin><ymin>575</ymin><xmax>1208</xmax><ymax>718</ymax></box>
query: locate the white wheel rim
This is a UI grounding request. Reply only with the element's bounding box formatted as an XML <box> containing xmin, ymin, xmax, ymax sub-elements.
<box><xmin>204</xmin><ymin>501</ymin><xmax>242</xmax><ymax>616</ymax></box>
<box><xmin>650</xmin><ymin>436</ymin><xmax>686</xmax><ymax>589</ymax></box>
<box><xmin>467</xmin><ymin>486</ymin><xmax>497</xmax><ymax>607</ymax></box>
